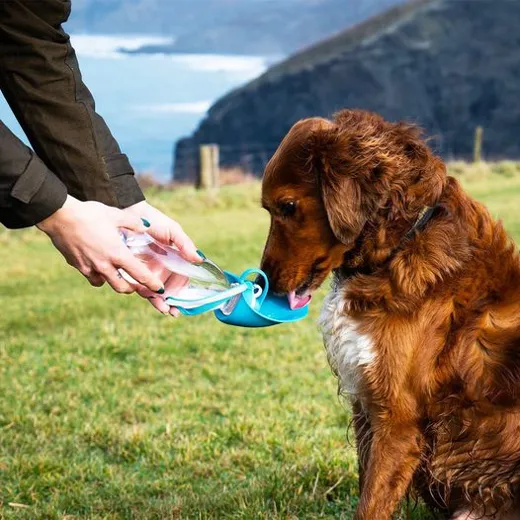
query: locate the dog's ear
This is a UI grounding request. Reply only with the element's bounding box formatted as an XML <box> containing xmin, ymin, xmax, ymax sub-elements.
<box><xmin>309</xmin><ymin>123</ymin><xmax>370</xmax><ymax>245</ymax></box>
<box><xmin>309</xmin><ymin>112</ymin><xmax>447</xmax><ymax>246</ymax></box>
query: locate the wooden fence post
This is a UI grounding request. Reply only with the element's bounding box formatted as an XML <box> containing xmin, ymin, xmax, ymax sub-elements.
<box><xmin>198</xmin><ymin>144</ymin><xmax>219</xmax><ymax>190</ymax></box>
<box><xmin>473</xmin><ymin>126</ymin><xmax>483</xmax><ymax>163</ymax></box>
<box><xmin>211</xmin><ymin>145</ymin><xmax>220</xmax><ymax>190</ymax></box>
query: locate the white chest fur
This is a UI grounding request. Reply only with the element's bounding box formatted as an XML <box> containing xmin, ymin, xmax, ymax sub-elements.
<box><xmin>319</xmin><ymin>287</ymin><xmax>376</xmax><ymax>396</ymax></box>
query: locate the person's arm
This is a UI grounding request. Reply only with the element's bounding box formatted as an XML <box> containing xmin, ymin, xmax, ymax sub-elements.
<box><xmin>0</xmin><ymin>0</ymin><xmax>143</xmax><ymax>209</ymax></box>
<box><xmin>0</xmin><ymin>0</ymin><xmax>200</xmax><ymax>314</ymax></box>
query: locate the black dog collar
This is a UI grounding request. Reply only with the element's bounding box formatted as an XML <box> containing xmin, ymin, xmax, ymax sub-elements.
<box><xmin>404</xmin><ymin>205</ymin><xmax>440</xmax><ymax>240</ymax></box>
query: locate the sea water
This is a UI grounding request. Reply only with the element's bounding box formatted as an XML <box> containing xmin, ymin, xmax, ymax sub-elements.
<box><xmin>0</xmin><ymin>35</ymin><xmax>271</xmax><ymax>182</ymax></box>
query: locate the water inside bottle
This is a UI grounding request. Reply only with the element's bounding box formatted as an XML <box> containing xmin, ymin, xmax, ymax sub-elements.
<box><xmin>122</xmin><ymin>233</ymin><xmax>231</xmax><ymax>304</ymax></box>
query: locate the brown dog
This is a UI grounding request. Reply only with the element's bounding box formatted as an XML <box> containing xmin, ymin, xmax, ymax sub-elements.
<box><xmin>260</xmin><ymin>110</ymin><xmax>520</xmax><ymax>519</ymax></box>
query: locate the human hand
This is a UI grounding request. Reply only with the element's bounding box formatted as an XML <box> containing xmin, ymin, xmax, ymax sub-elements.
<box><xmin>37</xmin><ymin>195</ymin><xmax>165</xmax><ymax>295</ymax></box>
<box><xmin>123</xmin><ymin>201</ymin><xmax>202</xmax><ymax>317</ymax></box>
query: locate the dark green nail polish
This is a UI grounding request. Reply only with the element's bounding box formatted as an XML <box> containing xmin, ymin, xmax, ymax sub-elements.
<box><xmin>141</xmin><ymin>218</ymin><xmax>151</xmax><ymax>228</ymax></box>
<box><xmin>157</xmin><ymin>287</ymin><xmax>165</xmax><ymax>295</ymax></box>
<box><xmin>197</xmin><ymin>249</ymin><xmax>206</xmax><ymax>260</ymax></box>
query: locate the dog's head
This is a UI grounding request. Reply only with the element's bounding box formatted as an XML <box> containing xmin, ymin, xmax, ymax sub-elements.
<box><xmin>260</xmin><ymin>109</ymin><xmax>446</xmax><ymax>309</ymax></box>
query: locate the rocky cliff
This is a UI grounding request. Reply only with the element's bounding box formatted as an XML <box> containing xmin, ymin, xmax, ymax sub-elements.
<box><xmin>174</xmin><ymin>0</ymin><xmax>520</xmax><ymax>182</ymax></box>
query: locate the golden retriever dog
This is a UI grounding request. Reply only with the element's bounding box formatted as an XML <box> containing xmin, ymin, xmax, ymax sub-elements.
<box><xmin>259</xmin><ymin>109</ymin><xmax>520</xmax><ymax>519</ymax></box>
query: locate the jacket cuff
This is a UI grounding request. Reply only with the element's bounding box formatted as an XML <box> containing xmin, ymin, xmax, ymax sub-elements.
<box><xmin>104</xmin><ymin>153</ymin><xmax>145</xmax><ymax>208</ymax></box>
<box><xmin>5</xmin><ymin>154</ymin><xmax>68</xmax><ymax>229</ymax></box>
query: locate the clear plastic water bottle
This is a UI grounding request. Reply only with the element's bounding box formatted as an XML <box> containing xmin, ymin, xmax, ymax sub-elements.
<box><xmin>120</xmin><ymin>232</ymin><xmax>231</xmax><ymax>308</ymax></box>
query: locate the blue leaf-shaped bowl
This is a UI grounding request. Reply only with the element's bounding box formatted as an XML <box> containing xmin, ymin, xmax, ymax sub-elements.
<box><xmin>214</xmin><ymin>270</ymin><xmax>309</xmax><ymax>328</ymax></box>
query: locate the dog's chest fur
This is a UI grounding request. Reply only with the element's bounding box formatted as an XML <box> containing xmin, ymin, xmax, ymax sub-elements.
<box><xmin>319</xmin><ymin>285</ymin><xmax>376</xmax><ymax>396</ymax></box>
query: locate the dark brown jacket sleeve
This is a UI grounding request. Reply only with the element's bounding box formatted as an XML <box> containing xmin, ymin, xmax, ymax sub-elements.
<box><xmin>0</xmin><ymin>120</ymin><xmax>67</xmax><ymax>228</ymax></box>
<box><xmin>0</xmin><ymin>0</ymin><xmax>145</xmax><ymax>229</ymax></box>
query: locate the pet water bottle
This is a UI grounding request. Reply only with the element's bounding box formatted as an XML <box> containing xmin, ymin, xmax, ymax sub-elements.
<box><xmin>120</xmin><ymin>232</ymin><xmax>310</xmax><ymax>327</ymax></box>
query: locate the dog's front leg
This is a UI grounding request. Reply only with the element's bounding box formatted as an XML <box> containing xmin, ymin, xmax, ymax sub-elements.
<box><xmin>352</xmin><ymin>399</ymin><xmax>371</xmax><ymax>493</ymax></box>
<box><xmin>354</xmin><ymin>421</ymin><xmax>423</xmax><ymax>520</ymax></box>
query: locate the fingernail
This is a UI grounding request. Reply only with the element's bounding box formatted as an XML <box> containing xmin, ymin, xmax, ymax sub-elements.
<box><xmin>157</xmin><ymin>287</ymin><xmax>165</xmax><ymax>295</ymax></box>
<box><xmin>141</xmin><ymin>218</ymin><xmax>151</xmax><ymax>228</ymax></box>
<box><xmin>196</xmin><ymin>249</ymin><xmax>206</xmax><ymax>260</ymax></box>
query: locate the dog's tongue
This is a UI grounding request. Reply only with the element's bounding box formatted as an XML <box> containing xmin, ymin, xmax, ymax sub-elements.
<box><xmin>288</xmin><ymin>291</ymin><xmax>312</xmax><ymax>310</ymax></box>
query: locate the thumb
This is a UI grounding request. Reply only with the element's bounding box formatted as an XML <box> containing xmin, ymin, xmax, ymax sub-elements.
<box><xmin>113</xmin><ymin>209</ymin><xmax>149</xmax><ymax>234</ymax></box>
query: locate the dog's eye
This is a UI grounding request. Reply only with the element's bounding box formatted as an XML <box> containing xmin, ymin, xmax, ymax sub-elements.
<box><xmin>279</xmin><ymin>201</ymin><xmax>297</xmax><ymax>217</ymax></box>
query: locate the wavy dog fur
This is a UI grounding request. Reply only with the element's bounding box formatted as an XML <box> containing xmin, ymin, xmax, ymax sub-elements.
<box><xmin>260</xmin><ymin>110</ymin><xmax>520</xmax><ymax>519</ymax></box>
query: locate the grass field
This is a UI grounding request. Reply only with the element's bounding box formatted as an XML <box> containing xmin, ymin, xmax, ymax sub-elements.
<box><xmin>1</xmin><ymin>163</ymin><xmax>520</xmax><ymax>519</ymax></box>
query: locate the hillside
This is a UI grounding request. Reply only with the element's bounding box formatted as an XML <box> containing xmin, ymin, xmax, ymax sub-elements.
<box><xmin>66</xmin><ymin>0</ymin><xmax>406</xmax><ymax>55</ymax></box>
<box><xmin>174</xmin><ymin>0</ymin><xmax>520</xmax><ymax>181</ymax></box>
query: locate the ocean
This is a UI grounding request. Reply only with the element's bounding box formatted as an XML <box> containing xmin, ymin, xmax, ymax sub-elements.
<box><xmin>0</xmin><ymin>35</ymin><xmax>271</xmax><ymax>182</ymax></box>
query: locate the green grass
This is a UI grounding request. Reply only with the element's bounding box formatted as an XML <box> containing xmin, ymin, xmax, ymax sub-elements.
<box><xmin>1</xmin><ymin>164</ymin><xmax>519</xmax><ymax>519</ymax></box>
